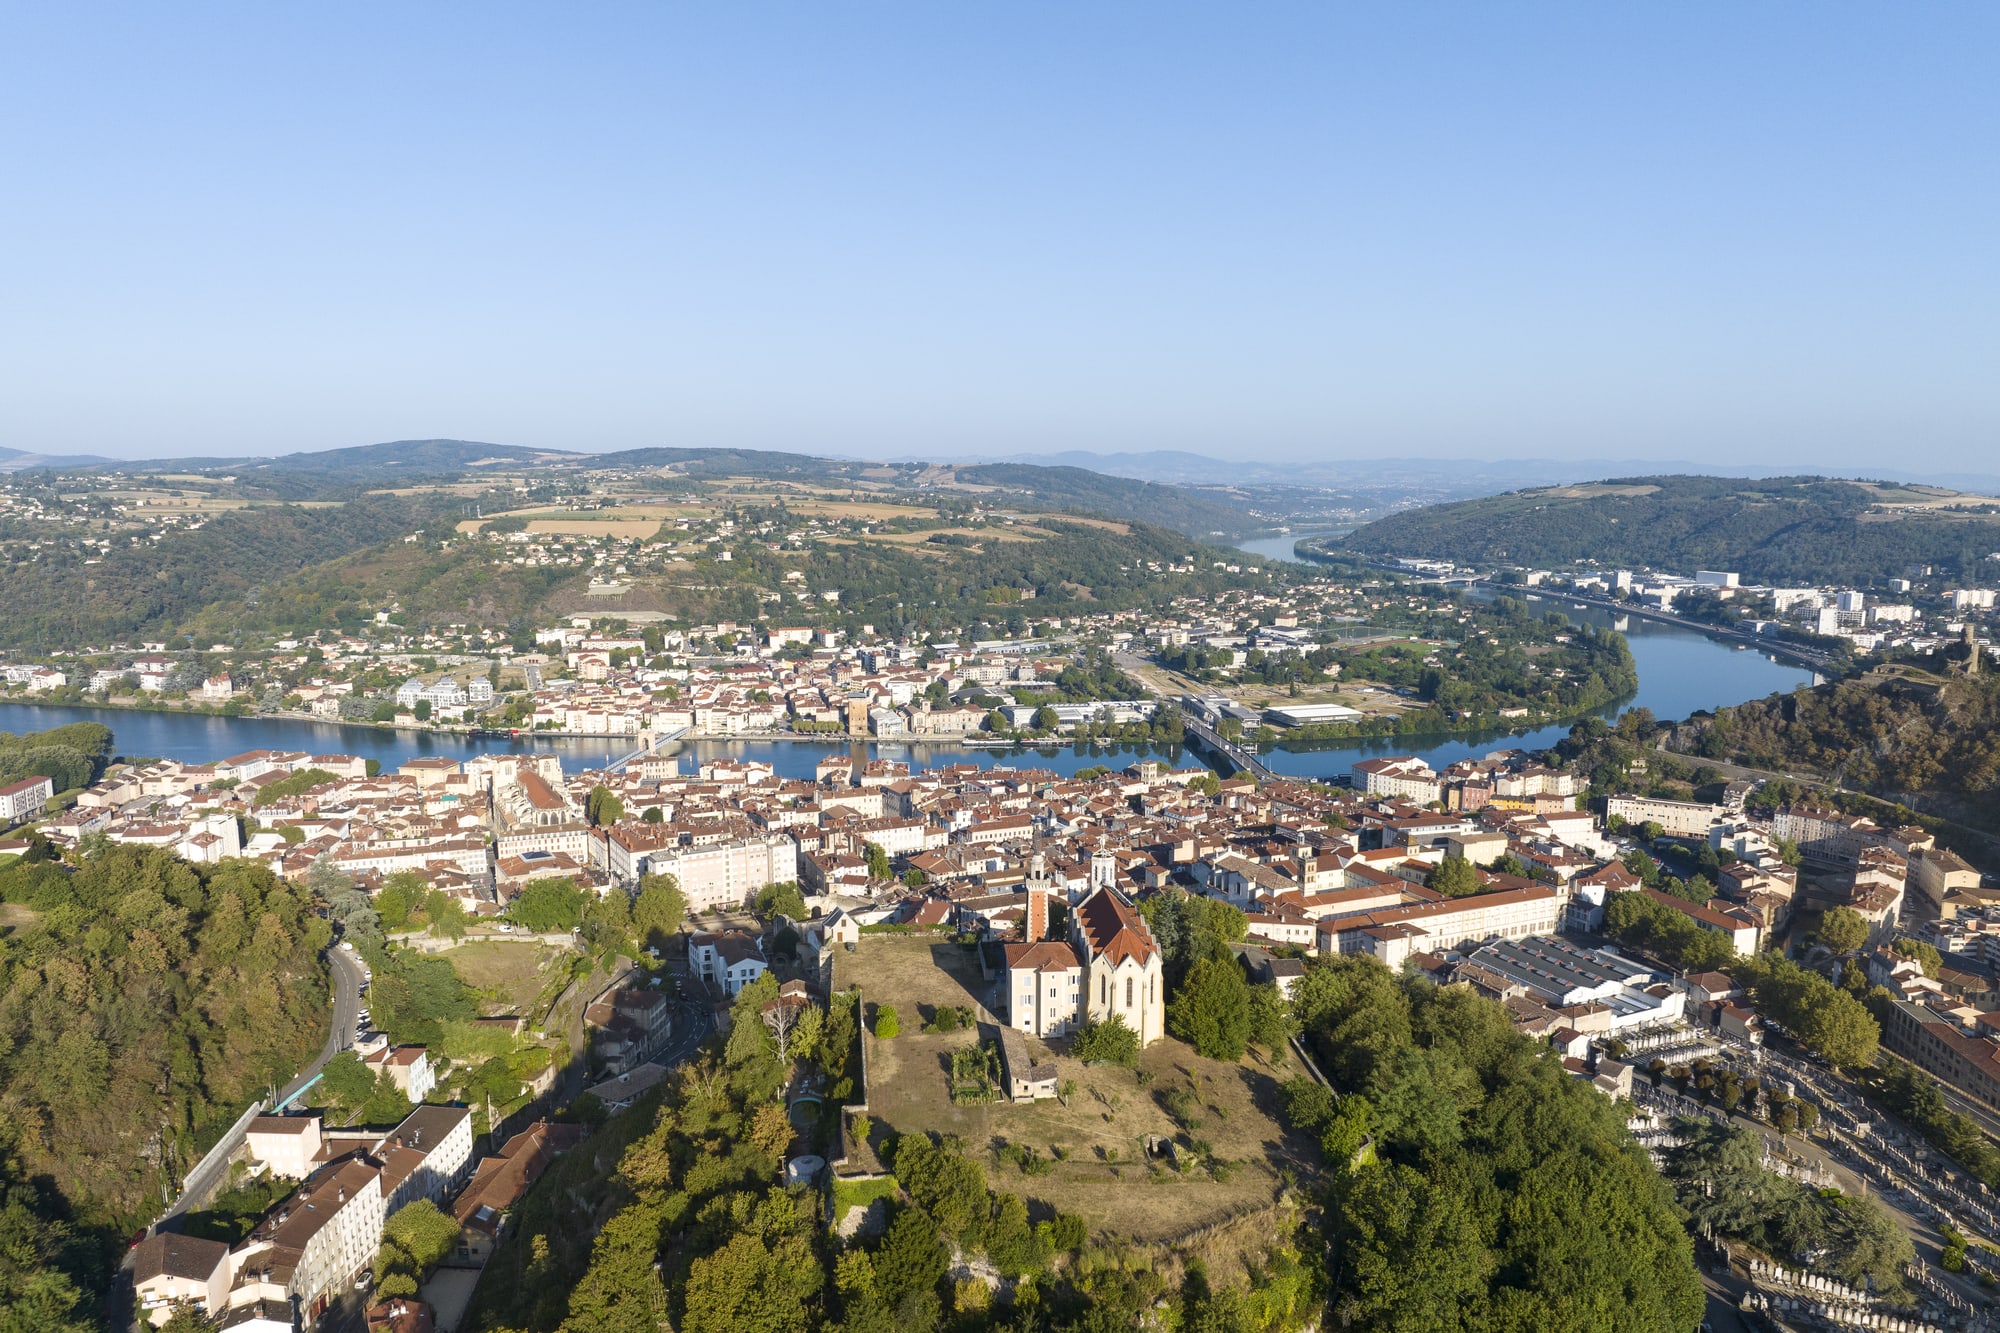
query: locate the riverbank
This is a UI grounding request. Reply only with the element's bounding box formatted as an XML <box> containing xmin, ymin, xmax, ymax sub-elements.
<box><xmin>1</xmin><ymin>604</ymin><xmax>1814</xmax><ymax>782</ymax></box>
<box><xmin>1478</xmin><ymin>581</ymin><xmax>1841</xmax><ymax>675</ymax></box>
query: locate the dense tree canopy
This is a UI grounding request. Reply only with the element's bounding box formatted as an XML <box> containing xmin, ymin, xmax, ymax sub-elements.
<box><xmin>1286</xmin><ymin>955</ymin><xmax>1705</xmax><ymax>1332</ymax></box>
<box><xmin>507</xmin><ymin>878</ymin><xmax>588</xmax><ymax>934</ymax></box>
<box><xmin>634</xmin><ymin>873</ymin><xmax>686</xmax><ymax>948</ymax></box>
<box><xmin>1661</xmin><ymin>1119</ymin><xmax>1911</xmax><ymax>1293</ymax></box>
<box><xmin>0</xmin><ymin>845</ymin><xmax>332</xmax><ymax>1316</ymax></box>
<box><xmin>0</xmin><ymin>723</ymin><xmax>113</xmax><ymax>797</ymax></box>
<box><xmin>1340</xmin><ymin>475</ymin><xmax>2000</xmax><ymax>587</ymax></box>
<box><xmin>1737</xmin><ymin>953</ymin><xmax>1880</xmax><ymax>1068</ymax></box>
<box><xmin>1679</xmin><ymin>671</ymin><xmax>2000</xmax><ymax>806</ymax></box>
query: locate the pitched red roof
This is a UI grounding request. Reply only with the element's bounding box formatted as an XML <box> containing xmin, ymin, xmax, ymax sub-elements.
<box><xmin>1005</xmin><ymin>940</ymin><xmax>1081</xmax><ymax>973</ymax></box>
<box><xmin>1073</xmin><ymin>887</ymin><xmax>1158</xmax><ymax>967</ymax></box>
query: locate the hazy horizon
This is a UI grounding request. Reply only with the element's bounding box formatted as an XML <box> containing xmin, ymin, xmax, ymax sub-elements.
<box><xmin>4</xmin><ymin>5</ymin><xmax>1996</xmax><ymax>469</ymax></box>
<box><xmin>15</xmin><ymin>437</ymin><xmax>2000</xmax><ymax>494</ymax></box>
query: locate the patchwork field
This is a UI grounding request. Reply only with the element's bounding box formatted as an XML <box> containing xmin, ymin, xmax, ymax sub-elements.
<box><xmin>833</xmin><ymin>937</ymin><xmax>1315</xmax><ymax>1252</ymax></box>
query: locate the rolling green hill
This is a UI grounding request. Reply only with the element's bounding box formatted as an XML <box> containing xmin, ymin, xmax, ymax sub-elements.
<box><xmin>0</xmin><ymin>494</ymin><xmax>434</xmax><ymax>650</ymax></box>
<box><xmin>957</xmin><ymin>462</ymin><xmax>1260</xmax><ymax>538</ymax></box>
<box><xmin>103</xmin><ymin>441</ymin><xmax>1264</xmax><ymax>537</ymax></box>
<box><xmin>1335</xmin><ymin>475</ymin><xmax>2000</xmax><ymax>585</ymax></box>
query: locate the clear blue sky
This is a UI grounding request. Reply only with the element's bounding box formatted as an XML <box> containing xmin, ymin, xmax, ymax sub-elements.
<box><xmin>3</xmin><ymin>4</ymin><xmax>1995</xmax><ymax>467</ymax></box>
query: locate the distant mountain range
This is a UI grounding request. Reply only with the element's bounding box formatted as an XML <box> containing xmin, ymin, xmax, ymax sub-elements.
<box><xmin>32</xmin><ymin>439</ymin><xmax>1264</xmax><ymax>539</ymax></box>
<box><xmin>955</xmin><ymin>449</ymin><xmax>2000</xmax><ymax>497</ymax></box>
<box><xmin>0</xmin><ymin>446</ymin><xmax>118</xmax><ymax>472</ymax></box>
<box><xmin>31</xmin><ymin>438</ymin><xmax>2000</xmax><ymax>497</ymax></box>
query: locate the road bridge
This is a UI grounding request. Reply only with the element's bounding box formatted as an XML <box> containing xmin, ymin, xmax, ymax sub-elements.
<box><xmin>1179</xmin><ymin>706</ymin><xmax>1276</xmax><ymax>782</ymax></box>
<box><xmin>602</xmin><ymin>724</ymin><xmax>691</xmax><ymax>773</ymax></box>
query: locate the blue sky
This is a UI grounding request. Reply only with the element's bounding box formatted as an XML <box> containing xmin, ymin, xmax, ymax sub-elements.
<box><xmin>2</xmin><ymin>4</ymin><xmax>1995</xmax><ymax>467</ymax></box>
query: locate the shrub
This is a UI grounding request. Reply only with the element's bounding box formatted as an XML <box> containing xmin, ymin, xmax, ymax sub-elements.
<box><xmin>1072</xmin><ymin>1013</ymin><xmax>1140</xmax><ymax>1067</ymax></box>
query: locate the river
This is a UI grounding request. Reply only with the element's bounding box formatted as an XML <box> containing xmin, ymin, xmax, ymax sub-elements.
<box><xmin>0</xmin><ymin>595</ymin><xmax>1813</xmax><ymax>784</ymax></box>
<box><xmin>1235</xmin><ymin>531</ymin><xmax>1346</xmax><ymax>563</ymax></box>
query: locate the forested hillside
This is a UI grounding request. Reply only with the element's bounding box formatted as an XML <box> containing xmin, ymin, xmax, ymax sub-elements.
<box><xmin>957</xmin><ymin>464</ymin><xmax>1260</xmax><ymax>538</ymax></box>
<box><xmin>463</xmin><ymin>950</ymin><xmax>1701</xmax><ymax>1333</ymax></box>
<box><xmin>183</xmin><ymin>524</ymin><xmax>575</xmax><ymax>642</ymax></box>
<box><xmin>0</xmin><ymin>494</ymin><xmax>429</xmax><ymax>649</ymax></box>
<box><xmin>0</xmin><ymin>846</ymin><xmax>332</xmax><ymax>1325</ymax></box>
<box><xmin>1337</xmin><ymin>476</ymin><xmax>2000</xmax><ymax>584</ymax></box>
<box><xmin>683</xmin><ymin>514</ymin><xmax>1254</xmax><ymax>637</ymax></box>
<box><xmin>1669</xmin><ymin>668</ymin><xmax>2000</xmax><ymax>807</ymax></box>
<box><xmin>206</xmin><ymin>511</ymin><xmax>1258</xmax><ymax>643</ymax></box>
<box><xmin>1288</xmin><ymin>956</ymin><xmax>1705</xmax><ymax>1330</ymax></box>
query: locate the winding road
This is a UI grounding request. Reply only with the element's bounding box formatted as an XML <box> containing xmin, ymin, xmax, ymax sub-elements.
<box><xmin>155</xmin><ymin>942</ymin><xmax>366</xmax><ymax>1227</ymax></box>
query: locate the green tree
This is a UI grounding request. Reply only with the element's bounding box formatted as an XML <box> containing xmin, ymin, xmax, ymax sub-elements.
<box><xmin>634</xmin><ymin>873</ymin><xmax>686</xmax><ymax>949</ymax></box>
<box><xmin>1738</xmin><ymin>952</ymin><xmax>1880</xmax><ymax>1068</ymax></box>
<box><xmin>749</xmin><ymin>1102</ymin><xmax>794</xmax><ymax>1157</ymax></box>
<box><xmin>864</xmin><ymin>842</ymin><xmax>892</xmax><ymax>881</ymax></box>
<box><xmin>1031</xmin><ymin>705</ymin><xmax>1059</xmax><ymax>731</ymax></box>
<box><xmin>1339</xmin><ymin>1163</ymin><xmax>1492</xmax><ymax>1327</ymax></box>
<box><xmin>507</xmin><ymin>877</ymin><xmax>587</xmax><ymax>933</ymax></box>
<box><xmin>892</xmin><ymin>1135</ymin><xmax>989</xmax><ymax>1242</ymax></box>
<box><xmin>561</xmin><ymin>1197</ymin><xmax>672</xmax><ymax>1333</ymax></box>
<box><xmin>683</xmin><ymin>1232</ymin><xmax>822</xmax><ymax>1333</ymax></box>
<box><xmin>871</xmin><ymin>1205</ymin><xmax>947</xmax><ymax>1329</ymax></box>
<box><xmin>1818</xmin><ymin>906</ymin><xmax>1870</xmax><ymax>955</ymax></box>
<box><xmin>357</xmin><ymin>1069</ymin><xmax>411</xmax><ymax>1125</ymax></box>
<box><xmin>1893</xmin><ymin>937</ymin><xmax>1944</xmax><ymax>979</ymax></box>
<box><xmin>585</xmin><ymin>785</ymin><xmax>624</xmax><ymax>827</ymax></box>
<box><xmin>1425</xmin><ymin>854</ymin><xmax>1481</xmax><ymax>898</ymax></box>
<box><xmin>0</xmin><ymin>1185</ymin><xmax>93</xmax><ymax>1333</ymax></box>
<box><xmin>375</xmin><ymin>1198</ymin><xmax>460</xmax><ymax>1290</ymax></box>
<box><xmin>874</xmin><ymin>1005</ymin><xmax>900</xmax><ymax>1040</ymax></box>
<box><xmin>320</xmin><ymin>1050</ymin><xmax>376</xmax><ymax>1109</ymax></box>
<box><xmin>1168</xmin><ymin>953</ymin><xmax>1253</xmax><ymax>1060</ymax></box>
<box><xmin>412</xmin><ymin>699</ymin><xmax>432</xmax><ymax>722</ymax></box>
<box><xmin>374</xmin><ymin>870</ymin><xmax>422</xmax><ymax>932</ymax></box>
<box><xmin>755</xmin><ymin>881</ymin><xmax>808</xmax><ymax>920</ymax></box>
<box><xmin>1071</xmin><ymin>1014</ymin><xmax>1140</xmax><ymax>1067</ymax></box>
<box><xmin>1247</xmin><ymin>982</ymin><xmax>1295</xmax><ymax>1054</ymax></box>
<box><xmin>424</xmin><ymin>888</ymin><xmax>468</xmax><ymax>941</ymax></box>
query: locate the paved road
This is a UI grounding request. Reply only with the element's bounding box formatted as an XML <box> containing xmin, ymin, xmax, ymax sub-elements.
<box><xmin>1490</xmin><ymin>582</ymin><xmax>1838</xmax><ymax>674</ymax></box>
<box><xmin>155</xmin><ymin>944</ymin><xmax>365</xmax><ymax>1227</ymax></box>
<box><xmin>1182</xmin><ymin>713</ymin><xmax>1274</xmax><ymax>780</ymax></box>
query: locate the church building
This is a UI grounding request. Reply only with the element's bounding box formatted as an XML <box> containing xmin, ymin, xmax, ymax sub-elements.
<box><xmin>1003</xmin><ymin>855</ymin><xmax>1166</xmax><ymax>1046</ymax></box>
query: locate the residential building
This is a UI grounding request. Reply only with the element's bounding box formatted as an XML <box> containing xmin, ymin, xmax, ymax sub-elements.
<box><xmin>1351</xmin><ymin>757</ymin><xmax>1441</xmax><ymax>804</ymax></box>
<box><xmin>133</xmin><ymin>1234</ymin><xmax>231</xmax><ymax>1327</ymax></box>
<box><xmin>1317</xmin><ymin>886</ymin><xmax>1561</xmax><ymax>968</ymax></box>
<box><xmin>690</xmin><ymin>930</ymin><xmax>769</xmax><ymax>996</ymax></box>
<box><xmin>229</xmin><ymin>1155</ymin><xmax>385</xmax><ymax>1322</ymax></box>
<box><xmin>362</xmin><ymin>1046</ymin><xmax>436</xmax><ymax>1105</ymax></box>
<box><xmin>245</xmin><ymin>1113</ymin><xmax>325</xmax><ymax>1180</ymax></box>
<box><xmin>1605</xmin><ymin>794</ymin><xmax>1726</xmax><ymax>840</ymax></box>
<box><xmin>0</xmin><ymin>775</ymin><xmax>54</xmax><ymax>823</ymax></box>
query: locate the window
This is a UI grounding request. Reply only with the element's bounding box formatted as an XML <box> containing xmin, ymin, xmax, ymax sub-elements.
<box><xmin>1125</xmin><ymin>977</ymin><xmax>1134</xmax><ymax>1007</ymax></box>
